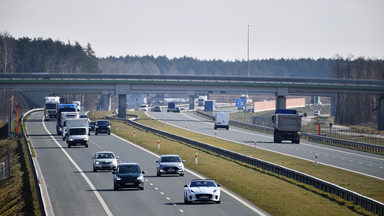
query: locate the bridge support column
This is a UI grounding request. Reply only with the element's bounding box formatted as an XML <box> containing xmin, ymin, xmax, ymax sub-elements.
<box><xmin>187</xmin><ymin>91</ymin><xmax>196</xmax><ymax>110</ymax></box>
<box><xmin>330</xmin><ymin>95</ymin><xmax>337</xmax><ymax>117</ymax></box>
<box><xmin>379</xmin><ymin>96</ymin><xmax>384</xmax><ymax>131</ymax></box>
<box><xmin>118</xmin><ymin>94</ymin><xmax>126</xmax><ymax>119</ymax></box>
<box><xmin>275</xmin><ymin>87</ymin><xmax>288</xmax><ymax>110</ymax></box>
<box><xmin>276</xmin><ymin>96</ymin><xmax>286</xmax><ymax>110</ymax></box>
<box><xmin>102</xmin><ymin>93</ymin><xmax>112</xmax><ymax>111</ymax></box>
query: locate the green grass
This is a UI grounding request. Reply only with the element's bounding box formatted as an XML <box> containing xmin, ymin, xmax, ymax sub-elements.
<box><xmin>0</xmin><ymin>137</ymin><xmax>40</xmax><ymax>216</ymax></box>
<box><xmin>92</xmin><ymin>111</ymin><xmax>379</xmax><ymax>216</ymax></box>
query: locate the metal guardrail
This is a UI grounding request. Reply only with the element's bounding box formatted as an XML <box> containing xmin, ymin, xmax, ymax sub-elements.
<box><xmin>21</xmin><ymin>108</ymin><xmax>46</xmax><ymax>216</ymax></box>
<box><xmin>107</xmin><ymin>114</ymin><xmax>384</xmax><ymax>216</ymax></box>
<box><xmin>196</xmin><ymin>110</ymin><xmax>384</xmax><ymax>155</ymax></box>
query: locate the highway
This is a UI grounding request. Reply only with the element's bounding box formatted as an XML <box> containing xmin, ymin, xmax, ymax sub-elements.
<box><xmin>147</xmin><ymin>110</ymin><xmax>384</xmax><ymax>180</ymax></box>
<box><xmin>26</xmin><ymin>111</ymin><xmax>267</xmax><ymax>216</ymax></box>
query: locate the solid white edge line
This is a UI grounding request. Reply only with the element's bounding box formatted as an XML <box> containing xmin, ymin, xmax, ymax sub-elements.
<box><xmin>26</xmin><ymin>113</ymin><xmax>54</xmax><ymax>216</ymax></box>
<box><xmin>111</xmin><ymin>133</ymin><xmax>268</xmax><ymax>216</ymax></box>
<box><xmin>41</xmin><ymin>118</ymin><xmax>113</xmax><ymax>216</ymax></box>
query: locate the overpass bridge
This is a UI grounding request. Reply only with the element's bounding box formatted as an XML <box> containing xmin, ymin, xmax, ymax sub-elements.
<box><xmin>1</xmin><ymin>73</ymin><xmax>384</xmax><ymax>129</ymax></box>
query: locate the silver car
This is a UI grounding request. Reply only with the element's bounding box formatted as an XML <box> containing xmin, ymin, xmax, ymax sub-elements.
<box><xmin>156</xmin><ymin>155</ymin><xmax>185</xmax><ymax>176</ymax></box>
<box><xmin>93</xmin><ymin>151</ymin><xmax>119</xmax><ymax>172</ymax></box>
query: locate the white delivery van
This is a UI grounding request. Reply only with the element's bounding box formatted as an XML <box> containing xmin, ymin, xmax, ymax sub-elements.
<box><xmin>214</xmin><ymin>112</ymin><xmax>229</xmax><ymax>130</ymax></box>
<box><xmin>61</xmin><ymin>112</ymin><xmax>80</xmax><ymax>140</ymax></box>
<box><xmin>66</xmin><ymin>118</ymin><xmax>89</xmax><ymax>148</ymax></box>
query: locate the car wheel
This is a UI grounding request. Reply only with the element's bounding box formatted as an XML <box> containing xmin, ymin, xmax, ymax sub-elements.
<box><xmin>114</xmin><ymin>184</ymin><xmax>119</xmax><ymax>191</ymax></box>
<box><xmin>95</xmin><ymin>132</ymin><xmax>98</xmax><ymax>135</ymax></box>
<box><xmin>62</xmin><ymin>137</ymin><xmax>65</xmax><ymax>141</ymax></box>
<box><xmin>85</xmin><ymin>144</ymin><xmax>88</xmax><ymax>148</ymax></box>
<box><xmin>108</xmin><ymin>132</ymin><xmax>110</xmax><ymax>135</ymax></box>
<box><xmin>157</xmin><ymin>172</ymin><xmax>161</xmax><ymax>177</ymax></box>
<box><xmin>216</xmin><ymin>199</ymin><xmax>221</xmax><ymax>204</ymax></box>
<box><xmin>184</xmin><ymin>195</ymin><xmax>190</xmax><ymax>204</ymax></box>
<box><xmin>93</xmin><ymin>167</ymin><xmax>97</xmax><ymax>172</ymax></box>
<box><xmin>68</xmin><ymin>144</ymin><xmax>71</xmax><ymax>148</ymax></box>
<box><xmin>140</xmin><ymin>186</ymin><xmax>144</xmax><ymax>190</ymax></box>
<box><xmin>180</xmin><ymin>173</ymin><xmax>184</xmax><ymax>177</ymax></box>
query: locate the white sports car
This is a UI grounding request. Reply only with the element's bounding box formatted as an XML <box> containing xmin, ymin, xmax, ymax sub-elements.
<box><xmin>184</xmin><ymin>179</ymin><xmax>221</xmax><ymax>204</ymax></box>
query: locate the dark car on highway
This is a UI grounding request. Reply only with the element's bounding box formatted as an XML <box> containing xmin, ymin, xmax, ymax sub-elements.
<box><xmin>89</xmin><ymin>121</ymin><xmax>96</xmax><ymax>131</ymax></box>
<box><xmin>95</xmin><ymin>120</ymin><xmax>111</xmax><ymax>135</ymax></box>
<box><xmin>113</xmin><ymin>163</ymin><xmax>145</xmax><ymax>190</ymax></box>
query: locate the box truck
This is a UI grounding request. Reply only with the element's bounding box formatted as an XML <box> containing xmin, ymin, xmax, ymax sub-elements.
<box><xmin>66</xmin><ymin>118</ymin><xmax>89</xmax><ymax>148</ymax></box>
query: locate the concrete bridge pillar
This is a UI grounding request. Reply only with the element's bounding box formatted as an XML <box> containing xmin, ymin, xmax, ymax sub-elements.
<box><xmin>330</xmin><ymin>95</ymin><xmax>337</xmax><ymax>117</ymax></box>
<box><xmin>118</xmin><ymin>94</ymin><xmax>126</xmax><ymax>119</ymax></box>
<box><xmin>102</xmin><ymin>93</ymin><xmax>112</xmax><ymax>111</ymax></box>
<box><xmin>379</xmin><ymin>96</ymin><xmax>384</xmax><ymax>131</ymax></box>
<box><xmin>275</xmin><ymin>87</ymin><xmax>288</xmax><ymax>110</ymax></box>
<box><xmin>187</xmin><ymin>91</ymin><xmax>196</xmax><ymax>110</ymax></box>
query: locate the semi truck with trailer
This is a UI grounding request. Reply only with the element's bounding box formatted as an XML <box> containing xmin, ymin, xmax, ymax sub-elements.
<box><xmin>44</xmin><ymin>96</ymin><xmax>60</xmax><ymax>120</ymax></box>
<box><xmin>272</xmin><ymin>109</ymin><xmax>302</xmax><ymax>144</ymax></box>
<box><xmin>66</xmin><ymin>118</ymin><xmax>89</xmax><ymax>148</ymax></box>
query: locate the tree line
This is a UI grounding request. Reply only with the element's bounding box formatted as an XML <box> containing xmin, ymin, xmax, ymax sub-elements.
<box><xmin>0</xmin><ymin>32</ymin><xmax>100</xmax><ymax>73</ymax></box>
<box><xmin>1</xmin><ymin>32</ymin><xmax>384</xmax><ymax>128</ymax></box>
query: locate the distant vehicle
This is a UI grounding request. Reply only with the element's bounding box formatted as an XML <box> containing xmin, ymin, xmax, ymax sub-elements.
<box><xmin>72</xmin><ymin>101</ymin><xmax>81</xmax><ymax>111</ymax></box>
<box><xmin>204</xmin><ymin>100</ymin><xmax>216</xmax><ymax>112</ymax></box>
<box><xmin>314</xmin><ymin>110</ymin><xmax>320</xmax><ymax>116</ymax></box>
<box><xmin>152</xmin><ymin>106</ymin><xmax>161</xmax><ymax>112</ymax></box>
<box><xmin>93</xmin><ymin>151</ymin><xmax>118</xmax><ymax>172</ymax></box>
<box><xmin>44</xmin><ymin>96</ymin><xmax>60</xmax><ymax>121</ymax></box>
<box><xmin>214</xmin><ymin>112</ymin><xmax>229</xmax><ymax>130</ymax></box>
<box><xmin>156</xmin><ymin>155</ymin><xmax>185</xmax><ymax>176</ymax></box>
<box><xmin>95</xmin><ymin>120</ymin><xmax>111</xmax><ymax>135</ymax></box>
<box><xmin>140</xmin><ymin>104</ymin><xmax>148</xmax><ymax>111</ymax></box>
<box><xmin>56</xmin><ymin>104</ymin><xmax>78</xmax><ymax>135</ymax></box>
<box><xmin>184</xmin><ymin>179</ymin><xmax>221</xmax><ymax>204</ymax></box>
<box><xmin>60</xmin><ymin>112</ymin><xmax>80</xmax><ymax>138</ymax></box>
<box><xmin>89</xmin><ymin>121</ymin><xmax>96</xmax><ymax>131</ymax></box>
<box><xmin>113</xmin><ymin>163</ymin><xmax>145</xmax><ymax>190</ymax></box>
<box><xmin>272</xmin><ymin>109</ymin><xmax>301</xmax><ymax>144</ymax></box>
<box><xmin>80</xmin><ymin>114</ymin><xmax>89</xmax><ymax>119</ymax></box>
<box><xmin>167</xmin><ymin>102</ymin><xmax>177</xmax><ymax>112</ymax></box>
<box><xmin>66</xmin><ymin>118</ymin><xmax>89</xmax><ymax>148</ymax></box>
<box><xmin>197</xmin><ymin>95</ymin><xmax>207</xmax><ymax>106</ymax></box>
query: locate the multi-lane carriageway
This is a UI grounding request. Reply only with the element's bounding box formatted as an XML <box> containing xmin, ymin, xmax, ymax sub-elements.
<box><xmin>26</xmin><ymin>111</ymin><xmax>268</xmax><ymax>216</ymax></box>
<box><xmin>147</xmin><ymin>111</ymin><xmax>384</xmax><ymax>180</ymax></box>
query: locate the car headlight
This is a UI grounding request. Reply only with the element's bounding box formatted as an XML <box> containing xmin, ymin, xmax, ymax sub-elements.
<box><xmin>115</xmin><ymin>175</ymin><xmax>121</xmax><ymax>181</ymax></box>
<box><xmin>69</xmin><ymin>139</ymin><xmax>73</xmax><ymax>141</ymax></box>
<box><xmin>177</xmin><ymin>164</ymin><xmax>184</xmax><ymax>169</ymax></box>
<box><xmin>95</xmin><ymin>161</ymin><xmax>100</xmax><ymax>165</ymax></box>
<box><xmin>137</xmin><ymin>175</ymin><xmax>144</xmax><ymax>181</ymax></box>
<box><xmin>189</xmin><ymin>189</ymin><xmax>195</xmax><ymax>194</ymax></box>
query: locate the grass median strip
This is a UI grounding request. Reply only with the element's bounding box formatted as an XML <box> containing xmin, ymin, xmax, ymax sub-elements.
<box><xmin>91</xmin><ymin>111</ymin><xmax>381</xmax><ymax>215</ymax></box>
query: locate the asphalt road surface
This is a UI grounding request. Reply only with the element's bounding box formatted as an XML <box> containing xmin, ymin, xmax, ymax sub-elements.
<box><xmin>147</xmin><ymin>110</ymin><xmax>384</xmax><ymax>180</ymax></box>
<box><xmin>26</xmin><ymin>111</ymin><xmax>268</xmax><ymax>216</ymax></box>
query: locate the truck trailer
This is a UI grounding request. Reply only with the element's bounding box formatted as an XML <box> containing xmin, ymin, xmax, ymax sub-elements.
<box><xmin>272</xmin><ymin>109</ymin><xmax>302</xmax><ymax>144</ymax></box>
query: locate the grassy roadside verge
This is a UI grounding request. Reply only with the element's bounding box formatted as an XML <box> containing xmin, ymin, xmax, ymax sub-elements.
<box><xmin>0</xmin><ymin>136</ymin><xmax>40</xmax><ymax>216</ymax></box>
<box><xmin>91</xmin><ymin>111</ymin><xmax>378</xmax><ymax>216</ymax></box>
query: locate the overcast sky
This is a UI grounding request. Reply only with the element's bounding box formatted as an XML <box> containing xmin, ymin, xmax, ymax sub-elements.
<box><xmin>1</xmin><ymin>0</ymin><xmax>383</xmax><ymax>60</ymax></box>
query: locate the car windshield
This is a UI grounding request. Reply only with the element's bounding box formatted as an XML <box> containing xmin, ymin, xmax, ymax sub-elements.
<box><xmin>97</xmin><ymin>121</ymin><xmax>109</xmax><ymax>126</ymax></box>
<box><xmin>118</xmin><ymin>165</ymin><xmax>141</xmax><ymax>174</ymax></box>
<box><xmin>190</xmin><ymin>181</ymin><xmax>216</xmax><ymax>187</ymax></box>
<box><xmin>161</xmin><ymin>156</ymin><xmax>181</xmax><ymax>163</ymax></box>
<box><xmin>69</xmin><ymin>128</ymin><xmax>86</xmax><ymax>135</ymax></box>
<box><xmin>97</xmin><ymin>153</ymin><xmax>115</xmax><ymax>159</ymax></box>
<box><xmin>90</xmin><ymin>122</ymin><xmax>96</xmax><ymax>126</ymax></box>
<box><xmin>46</xmin><ymin>104</ymin><xmax>56</xmax><ymax>109</ymax></box>
<box><xmin>80</xmin><ymin>115</ymin><xmax>88</xmax><ymax>118</ymax></box>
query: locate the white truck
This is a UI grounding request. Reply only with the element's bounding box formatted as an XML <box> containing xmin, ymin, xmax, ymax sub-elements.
<box><xmin>214</xmin><ymin>112</ymin><xmax>229</xmax><ymax>130</ymax></box>
<box><xmin>44</xmin><ymin>96</ymin><xmax>60</xmax><ymax>121</ymax></box>
<box><xmin>66</xmin><ymin>118</ymin><xmax>89</xmax><ymax>148</ymax></box>
<box><xmin>272</xmin><ymin>109</ymin><xmax>302</xmax><ymax>144</ymax></box>
<box><xmin>61</xmin><ymin>112</ymin><xmax>80</xmax><ymax>140</ymax></box>
<box><xmin>72</xmin><ymin>101</ymin><xmax>81</xmax><ymax>111</ymax></box>
<box><xmin>197</xmin><ymin>96</ymin><xmax>207</xmax><ymax>106</ymax></box>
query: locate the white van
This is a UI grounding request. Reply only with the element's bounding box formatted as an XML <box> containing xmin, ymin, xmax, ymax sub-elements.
<box><xmin>141</xmin><ymin>104</ymin><xmax>148</xmax><ymax>111</ymax></box>
<box><xmin>214</xmin><ymin>112</ymin><xmax>229</xmax><ymax>130</ymax></box>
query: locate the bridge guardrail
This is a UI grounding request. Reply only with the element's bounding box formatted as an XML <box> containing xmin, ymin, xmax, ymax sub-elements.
<box><xmin>107</xmin><ymin>114</ymin><xmax>384</xmax><ymax>216</ymax></box>
<box><xmin>196</xmin><ymin>110</ymin><xmax>384</xmax><ymax>155</ymax></box>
